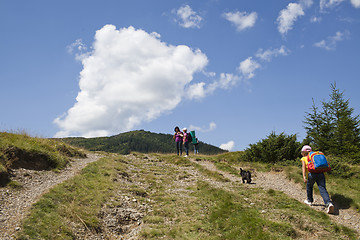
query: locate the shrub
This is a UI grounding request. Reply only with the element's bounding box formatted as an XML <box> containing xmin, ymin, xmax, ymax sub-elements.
<box><xmin>243</xmin><ymin>132</ymin><xmax>301</xmax><ymax>163</ymax></box>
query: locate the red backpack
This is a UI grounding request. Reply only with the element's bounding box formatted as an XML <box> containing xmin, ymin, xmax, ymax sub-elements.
<box><xmin>307</xmin><ymin>151</ymin><xmax>331</xmax><ymax>173</ymax></box>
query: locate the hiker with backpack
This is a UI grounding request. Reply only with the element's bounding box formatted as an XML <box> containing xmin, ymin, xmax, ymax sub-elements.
<box><xmin>173</xmin><ymin>126</ymin><xmax>183</xmax><ymax>156</ymax></box>
<box><xmin>301</xmin><ymin>145</ymin><xmax>334</xmax><ymax>214</ymax></box>
<box><xmin>182</xmin><ymin>128</ymin><xmax>192</xmax><ymax>157</ymax></box>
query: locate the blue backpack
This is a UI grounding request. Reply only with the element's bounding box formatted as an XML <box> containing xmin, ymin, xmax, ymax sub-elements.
<box><xmin>307</xmin><ymin>151</ymin><xmax>331</xmax><ymax>173</ymax></box>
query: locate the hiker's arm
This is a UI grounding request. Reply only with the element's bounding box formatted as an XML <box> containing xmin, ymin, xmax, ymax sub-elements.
<box><xmin>302</xmin><ymin>160</ymin><xmax>307</xmax><ymax>183</ymax></box>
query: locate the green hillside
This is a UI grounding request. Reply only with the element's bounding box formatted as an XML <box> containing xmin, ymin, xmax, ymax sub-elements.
<box><xmin>59</xmin><ymin>130</ymin><xmax>226</xmax><ymax>155</ymax></box>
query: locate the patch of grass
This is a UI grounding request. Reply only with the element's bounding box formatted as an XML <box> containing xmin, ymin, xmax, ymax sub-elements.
<box><xmin>196</xmin><ymin>181</ymin><xmax>297</xmax><ymax>240</ymax></box>
<box><xmin>8</xmin><ymin>180</ymin><xmax>23</xmax><ymax>189</ymax></box>
<box><xmin>17</xmin><ymin>157</ymin><xmax>126</xmax><ymax>239</ymax></box>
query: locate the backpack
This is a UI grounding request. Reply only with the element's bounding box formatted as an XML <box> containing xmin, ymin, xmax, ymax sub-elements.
<box><xmin>186</xmin><ymin>132</ymin><xmax>192</xmax><ymax>142</ymax></box>
<box><xmin>307</xmin><ymin>151</ymin><xmax>331</xmax><ymax>173</ymax></box>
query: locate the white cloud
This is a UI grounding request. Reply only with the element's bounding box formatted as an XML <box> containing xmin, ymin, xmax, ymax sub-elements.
<box><xmin>320</xmin><ymin>0</ymin><xmax>345</xmax><ymax>10</ymax></box>
<box><xmin>174</xmin><ymin>5</ymin><xmax>202</xmax><ymax>28</ymax></box>
<box><xmin>255</xmin><ymin>46</ymin><xmax>290</xmax><ymax>61</ymax></box>
<box><xmin>276</xmin><ymin>0</ymin><xmax>314</xmax><ymax>36</ymax></box>
<box><xmin>351</xmin><ymin>0</ymin><xmax>360</xmax><ymax>7</ymax></box>
<box><xmin>223</xmin><ymin>11</ymin><xmax>258</xmax><ymax>31</ymax></box>
<box><xmin>187</xmin><ymin>72</ymin><xmax>242</xmax><ymax>100</ymax></box>
<box><xmin>67</xmin><ymin>39</ymin><xmax>89</xmax><ymax>61</ymax></box>
<box><xmin>313</xmin><ymin>30</ymin><xmax>350</xmax><ymax>50</ymax></box>
<box><xmin>310</xmin><ymin>16</ymin><xmax>322</xmax><ymax>23</ymax></box>
<box><xmin>238</xmin><ymin>57</ymin><xmax>260</xmax><ymax>79</ymax></box>
<box><xmin>220</xmin><ymin>141</ymin><xmax>235</xmax><ymax>151</ymax></box>
<box><xmin>67</xmin><ymin>39</ymin><xmax>87</xmax><ymax>53</ymax></box>
<box><xmin>277</xmin><ymin>3</ymin><xmax>305</xmax><ymax>36</ymax></box>
<box><xmin>189</xmin><ymin>122</ymin><xmax>216</xmax><ymax>133</ymax></box>
<box><xmin>54</xmin><ymin>25</ymin><xmax>208</xmax><ymax>137</ymax></box>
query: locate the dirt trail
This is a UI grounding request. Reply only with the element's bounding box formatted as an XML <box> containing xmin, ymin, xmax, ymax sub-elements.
<box><xmin>190</xmin><ymin>158</ymin><xmax>360</xmax><ymax>235</ymax></box>
<box><xmin>0</xmin><ymin>153</ymin><xmax>102</xmax><ymax>240</ymax></box>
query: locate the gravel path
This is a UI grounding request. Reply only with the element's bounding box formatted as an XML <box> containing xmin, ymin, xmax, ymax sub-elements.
<box><xmin>0</xmin><ymin>153</ymin><xmax>102</xmax><ymax>240</ymax></box>
<box><xmin>191</xmin><ymin>158</ymin><xmax>360</xmax><ymax>235</ymax></box>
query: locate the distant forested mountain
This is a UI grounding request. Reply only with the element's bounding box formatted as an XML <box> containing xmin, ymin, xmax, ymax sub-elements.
<box><xmin>59</xmin><ymin>130</ymin><xmax>226</xmax><ymax>155</ymax></box>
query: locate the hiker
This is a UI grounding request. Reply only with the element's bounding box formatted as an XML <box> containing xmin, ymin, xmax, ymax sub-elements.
<box><xmin>301</xmin><ymin>145</ymin><xmax>334</xmax><ymax>214</ymax></box>
<box><xmin>182</xmin><ymin>128</ymin><xmax>190</xmax><ymax>157</ymax></box>
<box><xmin>173</xmin><ymin>126</ymin><xmax>183</xmax><ymax>156</ymax></box>
<box><xmin>194</xmin><ymin>137</ymin><xmax>199</xmax><ymax>154</ymax></box>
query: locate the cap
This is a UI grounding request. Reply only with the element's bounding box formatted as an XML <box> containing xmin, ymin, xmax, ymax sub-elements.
<box><xmin>182</xmin><ymin>128</ymin><xmax>187</xmax><ymax>131</ymax></box>
<box><xmin>301</xmin><ymin>145</ymin><xmax>312</xmax><ymax>152</ymax></box>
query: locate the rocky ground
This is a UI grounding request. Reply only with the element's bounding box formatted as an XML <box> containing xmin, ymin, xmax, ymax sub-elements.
<box><xmin>0</xmin><ymin>154</ymin><xmax>359</xmax><ymax>239</ymax></box>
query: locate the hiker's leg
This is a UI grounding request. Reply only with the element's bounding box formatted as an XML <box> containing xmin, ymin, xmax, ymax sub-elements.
<box><xmin>184</xmin><ymin>142</ymin><xmax>189</xmax><ymax>155</ymax></box>
<box><xmin>176</xmin><ymin>142</ymin><xmax>179</xmax><ymax>155</ymax></box>
<box><xmin>316</xmin><ymin>173</ymin><xmax>331</xmax><ymax>205</ymax></box>
<box><xmin>306</xmin><ymin>173</ymin><xmax>315</xmax><ymax>202</ymax></box>
<box><xmin>179</xmin><ymin>142</ymin><xmax>182</xmax><ymax>155</ymax></box>
<box><xmin>176</xmin><ymin>141</ymin><xmax>182</xmax><ymax>156</ymax></box>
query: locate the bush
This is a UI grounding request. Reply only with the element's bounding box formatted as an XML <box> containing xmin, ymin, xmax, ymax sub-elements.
<box><xmin>243</xmin><ymin>132</ymin><xmax>301</xmax><ymax>163</ymax></box>
<box><xmin>327</xmin><ymin>155</ymin><xmax>359</xmax><ymax>178</ymax></box>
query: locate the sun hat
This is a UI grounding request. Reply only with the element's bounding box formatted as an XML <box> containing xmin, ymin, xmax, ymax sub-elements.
<box><xmin>301</xmin><ymin>145</ymin><xmax>312</xmax><ymax>152</ymax></box>
<box><xmin>182</xmin><ymin>128</ymin><xmax>187</xmax><ymax>131</ymax></box>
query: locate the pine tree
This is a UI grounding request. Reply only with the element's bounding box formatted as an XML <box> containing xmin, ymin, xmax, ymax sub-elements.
<box><xmin>324</xmin><ymin>83</ymin><xmax>360</xmax><ymax>156</ymax></box>
<box><xmin>304</xmin><ymin>83</ymin><xmax>360</xmax><ymax>158</ymax></box>
<box><xmin>303</xmin><ymin>99</ymin><xmax>334</xmax><ymax>152</ymax></box>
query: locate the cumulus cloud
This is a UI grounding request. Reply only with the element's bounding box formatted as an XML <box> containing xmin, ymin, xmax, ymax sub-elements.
<box><xmin>54</xmin><ymin>25</ymin><xmax>208</xmax><ymax>137</ymax></box>
<box><xmin>173</xmin><ymin>5</ymin><xmax>202</xmax><ymax>28</ymax></box>
<box><xmin>277</xmin><ymin>0</ymin><xmax>313</xmax><ymax>36</ymax></box>
<box><xmin>189</xmin><ymin>122</ymin><xmax>216</xmax><ymax>133</ymax></box>
<box><xmin>255</xmin><ymin>46</ymin><xmax>290</xmax><ymax>61</ymax></box>
<box><xmin>223</xmin><ymin>11</ymin><xmax>258</xmax><ymax>31</ymax></box>
<box><xmin>313</xmin><ymin>30</ymin><xmax>350</xmax><ymax>50</ymax></box>
<box><xmin>220</xmin><ymin>141</ymin><xmax>235</xmax><ymax>151</ymax></box>
<box><xmin>351</xmin><ymin>0</ymin><xmax>360</xmax><ymax>7</ymax></box>
<box><xmin>238</xmin><ymin>57</ymin><xmax>260</xmax><ymax>79</ymax></box>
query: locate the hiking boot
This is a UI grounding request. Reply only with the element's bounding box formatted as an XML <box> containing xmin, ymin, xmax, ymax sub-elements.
<box><xmin>327</xmin><ymin>203</ymin><xmax>334</xmax><ymax>214</ymax></box>
<box><xmin>304</xmin><ymin>199</ymin><xmax>313</xmax><ymax>206</ymax></box>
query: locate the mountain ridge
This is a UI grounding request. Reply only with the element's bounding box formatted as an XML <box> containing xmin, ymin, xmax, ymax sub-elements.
<box><xmin>58</xmin><ymin>129</ymin><xmax>227</xmax><ymax>155</ymax></box>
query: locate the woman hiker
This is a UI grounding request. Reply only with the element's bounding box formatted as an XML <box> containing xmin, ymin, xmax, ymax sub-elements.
<box><xmin>173</xmin><ymin>126</ymin><xmax>183</xmax><ymax>156</ymax></box>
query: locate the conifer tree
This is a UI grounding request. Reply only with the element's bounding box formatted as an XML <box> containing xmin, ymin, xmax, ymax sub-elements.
<box><xmin>304</xmin><ymin>83</ymin><xmax>360</xmax><ymax>158</ymax></box>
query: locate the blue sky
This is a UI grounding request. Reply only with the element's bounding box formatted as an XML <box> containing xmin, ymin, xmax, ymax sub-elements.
<box><xmin>1</xmin><ymin>0</ymin><xmax>360</xmax><ymax>151</ymax></box>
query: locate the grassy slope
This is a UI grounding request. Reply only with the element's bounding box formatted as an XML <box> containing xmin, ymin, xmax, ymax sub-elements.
<box><xmin>18</xmin><ymin>153</ymin><xmax>358</xmax><ymax>240</ymax></box>
<box><xmin>0</xmin><ymin>132</ymin><xmax>86</xmax><ymax>186</ymax></box>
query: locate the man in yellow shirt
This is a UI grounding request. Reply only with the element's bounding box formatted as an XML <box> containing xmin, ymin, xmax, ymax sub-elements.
<box><xmin>301</xmin><ymin>145</ymin><xmax>334</xmax><ymax>214</ymax></box>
